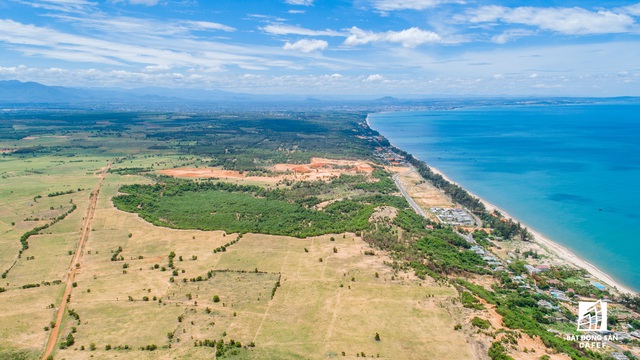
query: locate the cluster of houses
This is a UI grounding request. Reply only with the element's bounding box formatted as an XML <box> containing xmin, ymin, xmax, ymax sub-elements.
<box><xmin>430</xmin><ymin>207</ymin><xmax>475</xmax><ymax>226</ymax></box>
<box><xmin>470</xmin><ymin>244</ymin><xmax>507</xmax><ymax>272</ymax></box>
<box><xmin>372</xmin><ymin>147</ymin><xmax>407</xmax><ymax>166</ymax></box>
<box><xmin>475</xmin><ymin>242</ymin><xmax>640</xmax><ymax>342</ymax></box>
<box><xmin>524</xmin><ymin>263</ymin><xmax>550</xmax><ymax>275</ymax></box>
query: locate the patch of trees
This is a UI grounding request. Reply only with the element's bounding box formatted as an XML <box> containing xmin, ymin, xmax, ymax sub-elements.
<box><xmin>59</xmin><ymin>332</ymin><xmax>74</xmax><ymax>349</ymax></box>
<box><xmin>392</xmin><ymin>209</ymin><xmax>433</xmax><ymax>237</ymax></box>
<box><xmin>47</xmin><ymin>189</ymin><xmax>75</xmax><ymax>197</ymax></box>
<box><xmin>109</xmin><ymin>167</ymin><xmax>151</xmax><ymax>175</ymax></box>
<box><xmin>111</xmin><ymin>246</ymin><xmax>124</xmax><ymax>261</ymax></box>
<box><xmin>213</xmin><ymin>235</ymin><xmax>241</xmax><ymax>253</ymax></box>
<box><xmin>481</xmin><ymin>211</ymin><xmax>533</xmax><ymax>241</ymax></box>
<box><xmin>193</xmin><ymin>338</ymin><xmax>245</xmax><ymax>357</ymax></box>
<box><xmin>460</xmin><ymin>291</ymin><xmax>485</xmax><ymax>310</ymax></box>
<box><xmin>413</xmin><ymin>229</ymin><xmax>487</xmax><ymax>276</ymax></box>
<box><xmin>352</xmin><ymin>168</ymin><xmax>397</xmax><ymax>194</ymax></box>
<box><xmin>113</xmin><ymin>179</ymin><xmax>410</xmax><ymax>238</ymax></box>
<box><xmin>271</xmin><ymin>274</ymin><xmax>281</xmax><ymax>299</ymax></box>
<box><xmin>620</xmin><ymin>293</ymin><xmax>640</xmax><ymax>312</ymax></box>
<box><xmin>471</xmin><ymin>316</ymin><xmax>491</xmax><ymax>329</ymax></box>
<box><xmin>488</xmin><ymin>341</ymin><xmax>514</xmax><ymax>360</ymax></box>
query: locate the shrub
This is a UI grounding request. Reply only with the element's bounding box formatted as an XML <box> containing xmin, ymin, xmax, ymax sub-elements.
<box><xmin>471</xmin><ymin>317</ymin><xmax>491</xmax><ymax>330</ymax></box>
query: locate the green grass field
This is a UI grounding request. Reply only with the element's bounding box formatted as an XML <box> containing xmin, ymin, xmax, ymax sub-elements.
<box><xmin>0</xmin><ymin>111</ymin><xmax>493</xmax><ymax>360</ymax></box>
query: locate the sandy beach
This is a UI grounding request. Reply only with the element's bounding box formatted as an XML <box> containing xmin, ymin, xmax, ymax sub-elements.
<box><xmin>427</xmin><ymin>166</ymin><xmax>636</xmax><ymax>295</ymax></box>
<box><xmin>366</xmin><ymin>114</ymin><xmax>636</xmax><ymax>296</ymax></box>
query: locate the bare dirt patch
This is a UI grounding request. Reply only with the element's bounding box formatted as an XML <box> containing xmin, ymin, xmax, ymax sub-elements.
<box><xmin>516</xmin><ymin>334</ymin><xmax>571</xmax><ymax>360</ymax></box>
<box><xmin>160</xmin><ymin>157</ymin><xmax>376</xmax><ymax>183</ymax></box>
<box><xmin>398</xmin><ymin>169</ymin><xmax>454</xmax><ymax>209</ymax></box>
<box><xmin>159</xmin><ymin>167</ymin><xmax>283</xmax><ymax>183</ymax></box>
<box><xmin>273</xmin><ymin>157</ymin><xmax>374</xmax><ymax>174</ymax></box>
<box><xmin>369</xmin><ymin>206</ymin><xmax>398</xmax><ymax>222</ymax></box>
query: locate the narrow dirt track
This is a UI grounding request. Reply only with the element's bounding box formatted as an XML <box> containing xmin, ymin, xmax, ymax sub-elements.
<box><xmin>41</xmin><ymin>162</ymin><xmax>110</xmax><ymax>360</ymax></box>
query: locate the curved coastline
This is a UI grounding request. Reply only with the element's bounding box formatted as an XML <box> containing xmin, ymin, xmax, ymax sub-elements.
<box><xmin>365</xmin><ymin>113</ymin><xmax>636</xmax><ymax>296</ymax></box>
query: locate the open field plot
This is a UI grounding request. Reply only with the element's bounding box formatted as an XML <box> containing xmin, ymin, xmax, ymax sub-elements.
<box><xmin>8</xmin><ymin>232</ymin><xmax>78</xmax><ymax>286</ymax></box>
<box><xmin>218</xmin><ymin>234</ymin><xmax>471</xmax><ymax>360</ymax></box>
<box><xmin>0</xmin><ymin>284</ymin><xmax>64</xmax><ymax>356</ymax></box>
<box><xmin>49</xmin><ymin>193</ymin><xmax>474</xmax><ymax>359</ymax></box>
<box><xmin>0</xmin><ymin>154</ymin><xmax>96</xmax><ymax>279</ymax></box>
<box><xmin>396</xmin><ymin>169</ymin><xmax>454</xmax><ymax>219</ymax></box>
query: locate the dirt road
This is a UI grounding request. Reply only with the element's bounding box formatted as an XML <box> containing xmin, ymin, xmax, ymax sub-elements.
<box><xmin>41</xmin><ymin>163</ymin><xmax>109</xmax><ymax>360</ymax></box>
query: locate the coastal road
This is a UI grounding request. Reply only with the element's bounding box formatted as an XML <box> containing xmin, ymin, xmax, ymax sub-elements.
<box><xmin>394</xmin><ymin>169</ymin><xmax>477</xmax><ymax>245</ymax></box>
<box><xmin>42</xmin><ymin>162</ymin><xmax>110</xmax><ymax>360</ymax></box>
<box><xmin>393</xmin><ymin>171</ymin><xmax>427</xmax><ymax>218</ymax></box>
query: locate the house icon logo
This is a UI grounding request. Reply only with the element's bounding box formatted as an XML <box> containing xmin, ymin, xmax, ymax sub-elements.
<box><xmin>577</xmin><ymin>300</ymin><xmax>607</xmax><ymax>332</ymax></box>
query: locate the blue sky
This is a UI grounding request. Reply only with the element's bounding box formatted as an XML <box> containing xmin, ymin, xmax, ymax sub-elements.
<box><xmin>0</xmin><ymin>0</ymin><xmax>639</xmax><ymax>96</ymax></box>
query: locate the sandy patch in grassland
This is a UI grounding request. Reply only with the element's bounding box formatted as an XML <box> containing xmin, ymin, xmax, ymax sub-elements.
<box><xmin>159</xmin><ymin>167</ymin><xmax>284</xmax><ymax>183</ymax></box>
<box><xmin>427</xmin><ymin>166</ymin><xmax>636</xmax><ymax>296</ymax></box>
<box><xmin>385</xmin><ymin>165</ymin><xmax>411</xmax><ymax>174</ymax></box>
<box><xmin>159</xmin><ymin>157</ymin><xmax>376</xmax><ymax>183</ymax></box>
<box><xmin>369</xmin><ymin>206</ymin><xmax>398</xmax><ymax>222</ymax></box>
<box><xmin>22</xmin><ymin>135</ymin><xmax>69</xmax><ymax>140</ymax></box>
<box><xmin>272</xmin><ymin>157</ymin><xmax>375</xmax><ymax>174</ymax></box>
<box><xmin>395</xmin><ymin>169</ymin><xmax>454</xmax><ymax>221</ymax></box>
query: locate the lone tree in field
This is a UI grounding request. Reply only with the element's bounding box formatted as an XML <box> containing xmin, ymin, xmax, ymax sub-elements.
<box><xmin>213</xmin><ymin>295</ymin><xmax>221</xmax><ymax>303</ymax></box>
<box><xmin>375</xmin><ymin>332</ymin><xmax>380</xmax><ymax>342</ymax></box>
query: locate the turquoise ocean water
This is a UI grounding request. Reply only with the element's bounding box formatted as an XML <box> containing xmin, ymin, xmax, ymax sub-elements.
<box><xmin>368</xmin><ymin>104</ymin><xmax>640</xmax><ymax>292</ymax></box>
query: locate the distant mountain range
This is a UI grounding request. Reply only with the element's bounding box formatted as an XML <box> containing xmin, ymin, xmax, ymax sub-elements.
<box><xmin>1</xmin><ymin>80</ymin><xmax>638</xmax><ymax>107</ymax></box>
<box><xmin>0</xmin><ymin>80</ymin><xmax>397</xmax><ymax>104</ymax></box>
<box><xmin>0</xmin><ymin>80</ymin><xmax>261</xmax><ymax>103</ymax></box>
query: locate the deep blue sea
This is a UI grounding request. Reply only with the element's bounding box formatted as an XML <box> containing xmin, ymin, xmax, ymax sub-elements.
<box><xmin>368</xmin><ymin>103</ymin><xmax>640</xmax><ymax>292</ymax></box>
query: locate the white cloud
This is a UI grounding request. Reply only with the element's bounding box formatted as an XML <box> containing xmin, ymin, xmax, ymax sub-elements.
<box><xmin>185</xmin><ymin>21</ymin><xmax>235</xmax><ymax>32</ymax></box>
<box><xmin>491</xmin><ymin>29</ymin><xmax>536</xmax><ymax>44</ymax></box>
<box><xmin>370</xmin><ymin>0</ymin><xmax>463</xmax><ymax>11</ymax></box>
<box><xmin>0</xmin><ymin>19</ymin><xmax>304</xmax><ymax>70</ymax></box>
<box><xmin>344</xmin><ymin>27</ymin><xmax>441</xmax><ymax>47</ymax></box>
<box><xmin>127</xmin><ymin>0</ymin><xmax>159</xmax><ymax>5</ymax></box>
<box><xmin>622</xmin><ymin>3</ymin><xmax>640</xmax><ymax>16</ymax></box>
<box><xmin>283</xmin><ymin>39</ymin><xmax>328</xmax><ymax>53</ymax></box>
<box><xmin>464</xmin><ymin>6</ymin><xmax>635</xmax><ymax>35</ymax></box>
<box><xmin>288</xmin><ymin>10</ymin><xmax>305</xmax><ymax>14</ymax></box>
<box><xmin>17</xmin><ymin>0</ymin><xmax>97</xmax><ymax>13</ymax></box>
<box><xmin>365</xmin><ymin>74</ymin><xmax>384</xmax><ymax>82</ymax></box>
<box><xmin>144</xmin><ymin>64</ymin><xmax>172</xmax><ymax>72</ymax></box>
<box><xmin>284</xmin><ymin>0</ymin><xmax>313</xmax><ymax>5</ymax></box>
<box><xmin>263</xmin><ymin>24</ymin><xmax>342</xmax><ymax>36</ymax></box>
<box><xmin>49</xmin><ymin>14</ymin><xmax>234</xmax><ymax>38</ymax></box>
